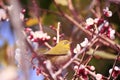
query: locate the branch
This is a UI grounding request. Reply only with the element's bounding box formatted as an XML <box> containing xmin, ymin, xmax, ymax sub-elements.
<box><xmin>56</xmin><ymin>22</ymin><xmax>60</xmax><ymax>43</ymax></box>
<box><xmin>68</xmin><ymin>0</ymin><xmax>83</xmax><ymax>23</ymax></box>
<box><xmin>108</xmin><ymin>51</ymin><xmax>120</xmax><ymax>80</ymax></box>
<box><xmin>85</xmin><ymin>45</ymin><xmax>99</xmax><ymax>66</ymax></box>
<box><xmin>89</xmin><ymin>0</ymin><xmax>102</xmax><ymax>18</ymax></box>
<box><xmin>32</xmin><ymin>0</ymin><xmax>43</xmax><ymax>31</ymax></box>
<box><xmin>63</xmin><ymin>13</ymin><xmax>120</xmax><ymax>53</ymax></box>
<box><xmin>38</xmin><ymin>5</ymin><xmax>120</xmax><ymax>56</ymax></box>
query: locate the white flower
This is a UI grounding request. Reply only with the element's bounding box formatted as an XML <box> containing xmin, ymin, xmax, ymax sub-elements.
<box><xmin>31</xmin><ymin>31</ymin><xmax>50</xmax><ymax>41</ymax></box>
<box><xmin>103</xmin><ymin>7</ymin><xmax>112</xmax><ymax>17</ymax></box>
<box><xmin>114</xmin><ymin>66</ymin><xmax>120</xmax><ymax>71</ymax></box>
<box><xmin>73</xmin><ymin>44</ymin><xmax>81</xmax><ymax>54</ymax></box>
<box><xmin>109</xmin><ymin>28</ymin><xmax>115</xmax><ymax>39</ymax></box>
<box><xmin>94</xmin><ymin>18</ymin><xmax>99</xmax><ymax>24</ymax></box>
<box><xmin>86</xmin><ymin>18</ymin><xmax>94</xmax><ymax>25</ymax></box>
<box><xmin>74</xmin><ymin>65</ymin><xmax>79</xmax><ymax>71</ymax></box>
<box><xmin>96</xmin><ymin>74</ymin><xmax>102</xmax><ymax>80</ymax></box>
<box><xmin>104</xmin><ymin>21</ymin><xmax>109</xmax><ymax>27</ymax></box>
<box><xmin>80</xmin><ymin>38</ymin><xmax>89</xmax><ymax>47</ymax></box>
<box><xmin>98</xmin><ymin>20</ymin><xmax>108</xmax><ymax>32</ymax></box>
<box><xmin>107</xmin><ymin>11</ymin><xmax>112</xmax><ymax>17</ymax></box>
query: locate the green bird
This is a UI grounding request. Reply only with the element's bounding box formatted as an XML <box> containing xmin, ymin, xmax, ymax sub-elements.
<box><xmin>44</xmin><ymin>40</ymin><xmax>71</xmax><ymax>67</ymax></box>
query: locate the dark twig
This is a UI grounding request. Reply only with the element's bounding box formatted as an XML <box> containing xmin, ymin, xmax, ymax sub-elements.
<box><xmin>68</xmin><ymin>0</ymin><xmax>83</xmax><ymax>23</ymax></box>
<box><xmin>85</xmin><ymin>45</ymin><xmax>99</xmax><ymax>66</ymax></box>
<box><xmin>108</xmin><ymin>46</ymin><xmax>120</xmax><ymax>80</ymax></box>
<box><xmin>32</xmin><ymin>0</ymin><xmax>43</xmax><ymax>31</ymax></box>
<box><xmin>89</xmin><ymin>0</ymin><xmax>102</xmax><ymax>18</ymax></box>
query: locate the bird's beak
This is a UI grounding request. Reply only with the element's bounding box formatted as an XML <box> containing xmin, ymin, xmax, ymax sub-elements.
<box><xmin>69</xmin><ymin>42</ymin><xmax>72</xmax><ymax>45</ymax></box>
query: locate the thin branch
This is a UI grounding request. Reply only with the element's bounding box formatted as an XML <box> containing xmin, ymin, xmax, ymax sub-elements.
<box><xmin>52</xmin><ymin>0</ymin><xmax>64</xmax><ymax>16</ymax></box>
<box><xmin>68</xmin><ymin>0</ymin><xmax>82</xmax><ymax>23</ymax></box>
<box><xmin>26</xmin><ymin>40</ymin><xmax>54</xmax><ymax>79</ymax></box>
<box><xmin>34</xmin><ymin>4</ymin><xmax>120</xmax><ymax>53</ymax></box>
<box><xmin>32</xmin><ymin>0</ymin><xmax>43</xmax><ymax>31</ymax></box>
<box><xmin>85</xmin><ymin>45</ymin><xmax>99</xmax><ymax>66</ymax></box>
<box><xmin>89</xmin><ymin>0</ymin><xmax>101</xmax><ymax>18</ymax></box>
<box><xmin>56</xmin><ymin>22</ymin><xmax>60</xmax><ymax>43</ymax></box>
<box><xmin>108</xmin><ymin>49</ymin><xmax>120</xmax><ymax>80</ymax></box>
<box><xmin>45</xmin><ymin>60</ymin><xmax>57</xmax><ymax>80</ymax></box>
<box><xmin>44</xmin><ymin>42</ymin><xmax>52</xmax><ymax>49</ymax></box>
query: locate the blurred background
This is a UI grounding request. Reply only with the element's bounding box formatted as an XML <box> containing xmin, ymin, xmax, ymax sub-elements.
<box><xmin>0</xmin><ymin>0</ymin><xmax>120</xmax><ymax>80</ymax></box>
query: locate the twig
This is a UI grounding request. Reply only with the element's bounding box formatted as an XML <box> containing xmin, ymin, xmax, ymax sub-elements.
<box><xmin>72</xmin><ymin>74</ymin><xmax>78</xmax><ymax>80</ymax></box>
<box><xmin>79</xmin><ymin>51</ymin><xmax>86</xmax><ymax>64</ymax></box>
<box><xmin>56</xmin><ymin>22</ymin><xmax>60</xmax><ymax>43</ymax></box>
<box><xmin>68</xmin><ymin>0</ymin><xmax>82</xmax><ymax>23</ymax></box>
<box><xmin>108</xmin><ymin>48</ymin><xmax>120</xmax><ymax>80</ymax></box>
<box><xmin>44</xmin><ymin>42</ymin><xmax>52</xmax><ymax>49</ymax></box>
<box><xmin>52</xmin><ymin>0</ymin><xmax>64</xmax><ymax>16</ymax></box>
<box><xmin>85</xmin><ymin>45</ymin><xmax>99</xmax><ymax>66</ymax></box>
<box><xmin>89</xmin><ymin>0</ymin><xmax>101</xmax><ymax>18</ymax></box>
<box><xmin>32</xmin><ymin>0</ymin><xmax>43</xmax><ymax>31</ymax></box>
<box><xmin>25</xmin><ymin>37</ymin><xmax>54</xmax><ymax>79</ymax></box>
<box><xmin>45</xmin><ymin>60</ymin><xmax>57</xmax><ymax>80</ymax></box>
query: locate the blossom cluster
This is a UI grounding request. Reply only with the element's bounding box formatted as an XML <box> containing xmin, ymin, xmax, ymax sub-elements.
<box><xmin>25</xmin><ymin>28</ymin><xmax>50</xmax><ymax>45</ymax></box>
<box><xmin>85</xmin><ymin>7</ymin><xmax>115</xmax><ymax>40</ymax></box>
<box><xmin>74</xmin><ymin>65</ymin><xmax>103</xmax><ymax>80</ymax></box>
<box><xmin>109</xmin><ymin>66</ymin><xmax>120</xmax><ymax>78</ymax></box>
<box><xmin>74</xmin><ymin>65</ymin><xmax>88</xmax><ymax>79</ymax></box>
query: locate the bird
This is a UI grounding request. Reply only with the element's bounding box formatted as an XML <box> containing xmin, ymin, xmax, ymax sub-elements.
<box><xmin>44</xmin><ymin>40</ymin><xmax>72</xmax><ymax>68</ymax></box>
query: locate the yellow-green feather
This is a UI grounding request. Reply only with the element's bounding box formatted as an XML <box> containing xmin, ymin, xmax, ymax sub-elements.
<box><xmin>44</xmin><ymin>40</ymin><xmax>70</xmax><ymax>55</ymax></box>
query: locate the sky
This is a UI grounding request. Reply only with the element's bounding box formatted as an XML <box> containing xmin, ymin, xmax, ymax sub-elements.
<box><xmin>0</xmin><ymin>20</ymin><xmax>15</xmax><ymax>47</ymax></box>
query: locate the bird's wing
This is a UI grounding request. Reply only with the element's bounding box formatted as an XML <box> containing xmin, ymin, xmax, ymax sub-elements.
<box><xmin>44</xmin><ymin>48</ymin><xmax>67</xmax><ymax>55</ymax></box>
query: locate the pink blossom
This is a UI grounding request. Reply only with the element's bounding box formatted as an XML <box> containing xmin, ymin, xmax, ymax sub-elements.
<box><xmin>103</xmin><ymin>7</ymin><xmax>112</xmax><ymax>17</ymax></box>
<box><xmin>96</xmin><ymin>74</ymin><xmax>103</xmax><ymax>80</ymax></box>
<box><xmin>107</xmin><ymin>28</ymin><xmax>115</xmax><ymax>39</ymax></box>
<box><xmin>86</xmin><ymin>18</ymin><xmax>94</xmax><ymax>26</ymax></box>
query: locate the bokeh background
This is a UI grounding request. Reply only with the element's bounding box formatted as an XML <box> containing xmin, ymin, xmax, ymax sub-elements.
<box><xmin>0</xmin><ymin>0</ymin><xmax>120</xmax><ymax>80</ymax></box>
